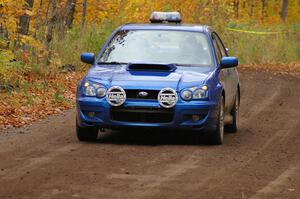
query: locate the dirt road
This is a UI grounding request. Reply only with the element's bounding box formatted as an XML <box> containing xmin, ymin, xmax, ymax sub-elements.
<box><xmin>0</xmin><ymin>70</ymin><xmax>299</xmax><ymax>199</ymax></box>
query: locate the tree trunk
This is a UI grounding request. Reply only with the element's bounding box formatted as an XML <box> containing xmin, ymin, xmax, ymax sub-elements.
<box><xmin>40</xmin><ymin>0</ymin><xmax>51</xmax><ymax>40</ymax></box>
<box><xmin>65</xmin><ymin>0</ymin><xmax>77</xmax><ymax>29</ymax></box>
<box><xmin>81</xmin><ymin>0</ymin><xmax>87</xmax><ymax>33</ymax></box>
<box><xmin>0</xmin><ymin>22</ymin><xmax>10</xmax><ymax>49</ymax></box>
<box><xmin>5</xmin><ymin>31</ymin><xmax>9</xmax><ymax>49</ymax></box>
<box><xmin>18</xmin><ymin>0</ymin><xmax>34</xmax><ymax>35</ymax></box>
<box><xmin>34</xmin><ymin>0</ymin><xmax>43</xmax><ymax>38</ymax></box>
<box><xmin>18</xmin><ymin>15</ymin><xmax>30</xmax><ymax>35</ymax></box>
<box><xmin>261</xmin><ymin>0</ymin><xmax>267</xmax><ymax>21</ymax></box>
<box><xmin>0</xmin><ymin>12</ymin><xmax>3</xmax><ymax>35</ymax></box>
<box><xmin>280</xmin><ymin>0</ymin><xmax>288</xmax><ymax>21</ymax></box>
<box><xmin>46</xmin><ymin>0</ymin><xmax>57</xmax><ymax>65</ymax></box>
<box><xmin>24</xmin><ymin>0</ymin><xmax>34</xmax><ymax>8</ymax></box>
<box><xmin>242</xmin><ymin>0</ymin><xmax>246</xmax><ymax>9</ymax></box>
<box><xmin>234</xmin><ymin>0</ymin><xmax>239</xmax><ymax>19</ymax></box>
<box><xmin>45</xmin><ymin>0</ymin><xmax>51</xmax><ymax>25</ymax></box>
<box><xmin>250</xmin><ymin>0</ymin><xmax>254</xmax><ymax>18</ymax></box>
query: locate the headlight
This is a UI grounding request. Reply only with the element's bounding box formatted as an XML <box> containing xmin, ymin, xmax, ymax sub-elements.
<box><xmin>193</xmin><ymin>88</ymin><xmax>206</xmax><ymax>99</ymax></box>
<box><xmin>180</xmin><ymin>90</ymin><xmax>192</xmax><ymax>101</ymax></box>
<box><xmin>180</xmin><ymin>86</ymin><xmax>208</xmax><ymax>100</ymax></box>
<box><xmin>84</xmin><ymin>85</ymin><xmax>96</xmax><ymax>96</ymax></box>
<box><xmin>96</xmin><ymin>87</ymin><xmax>106</xmax><ymax>98</ymax></box>
<box><xmin>83</xmin><ymin>82</ymin><xmax>107</xmax><ymax>98</ymax></box>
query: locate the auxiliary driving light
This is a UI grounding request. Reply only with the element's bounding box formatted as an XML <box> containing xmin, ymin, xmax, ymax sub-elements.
<box><xmin>192</xmin><ymin>115</ymin><xmax>201</xmax><ymax>121</ymax></box>
<box><xmin>87</xmin><ymin>112</ymin><xmax>95</xmax><ymax>118</ymax></box>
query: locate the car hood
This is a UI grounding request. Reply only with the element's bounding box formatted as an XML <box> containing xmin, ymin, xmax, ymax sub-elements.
<box><xmin>85</xmin><ymin>65</ymin><xmax>213</xmax><ymax>91</ymax></box>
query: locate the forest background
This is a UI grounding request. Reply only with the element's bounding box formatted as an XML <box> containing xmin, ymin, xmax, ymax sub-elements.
<box><xmin>0</xmin><ymin>0</ymin><xmax>299</xmax><ymax>128</ymax></box>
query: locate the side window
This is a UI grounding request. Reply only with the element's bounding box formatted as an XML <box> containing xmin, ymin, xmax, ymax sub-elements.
<box><xmin>212</xmin><ymin>38</ymin><xmax>221</xmax><ymax>64</ymax></box>
<box><xmin>214</xmin><ymin>33</ymin><xmax>228</xmax><ymax>57</ymax></box>
<box><xmin>211</xmin><ymin>33</ymin><xmax>223</xmax><ymax>64</ymax></box>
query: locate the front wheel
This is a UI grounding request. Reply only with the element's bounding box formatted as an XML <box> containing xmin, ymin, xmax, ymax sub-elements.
<box><xmin>208</xmin><ymin>95</ymin><xmax>225</xmax><ymax>145</ymax></box>
<box><xmin>225</xmin><ymin>92</ymin><xmax>239</xmax><ymax>133</ymax></box>
<box><xmin>76</xmin><ymin>120</ymin><xmax>98</xmax><ymax>142</ymax></box>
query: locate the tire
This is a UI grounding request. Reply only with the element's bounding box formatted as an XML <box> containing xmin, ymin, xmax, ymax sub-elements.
<box><xmin>225</xmin><ymin>92</ymin><xmax>239</xmax><ymax>133</ymax></box>
<box><xmin>209</xmin><ymin>95</ymin><xmax>225</xmax><ymax>145</ymax></box>
<box><xmin>76</xmin><ymin>120</ymin><xmax>98</xmax><ymax>142</ymax></box>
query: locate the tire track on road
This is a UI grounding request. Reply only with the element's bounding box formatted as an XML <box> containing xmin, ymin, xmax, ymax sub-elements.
<box><xmin>249</xmin><ymin>165</ymin><xmax>300</xmax><ymax>199</ymax></box>
<box><xmin>0</xmin><ymin>144</ymin><xmax>80</xmax><ymax>181</ymax></box>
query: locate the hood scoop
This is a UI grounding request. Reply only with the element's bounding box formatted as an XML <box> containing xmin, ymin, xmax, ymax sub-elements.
<box><xmin>127</xmin><ymin>63</ymin><xmax>177</xmax><ymax>72</ymax></box>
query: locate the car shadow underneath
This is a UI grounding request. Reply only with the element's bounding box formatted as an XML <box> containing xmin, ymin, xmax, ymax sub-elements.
<box><xmin>94</xmin><ymin>129</ymin><xmax>214</xmax><ymax>146</ymax></box>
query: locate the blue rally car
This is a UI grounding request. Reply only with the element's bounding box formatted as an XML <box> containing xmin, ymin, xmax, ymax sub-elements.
<box><xmin>76</xmin><ymin>12</ymin><xmax>240</xmax><ymax>145</ymax></box>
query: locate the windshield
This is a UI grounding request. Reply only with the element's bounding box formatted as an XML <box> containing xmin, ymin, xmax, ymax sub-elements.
<box><xmin>99</xmin><ymin>30</ymin><xmax>213</xmax><ymax>67</ymax></box>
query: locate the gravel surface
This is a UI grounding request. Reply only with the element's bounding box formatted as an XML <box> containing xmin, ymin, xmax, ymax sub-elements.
<box><xmin>0</xmin><ymin>70</ymin><xmax>299</xmax><ymax>199</ymax></box>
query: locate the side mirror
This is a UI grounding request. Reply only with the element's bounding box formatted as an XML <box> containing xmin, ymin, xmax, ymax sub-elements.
<box><xmin>81</xmin><ymin>53</ymin><xmax>95</xmax><ymax>64</ymax></box>
<box><xmin>220</xmin><ymin>57</ymin><xmax>238</xmax><ymax>69</ymax></box>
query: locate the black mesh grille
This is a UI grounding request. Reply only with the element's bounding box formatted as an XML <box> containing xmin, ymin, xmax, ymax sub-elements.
<box><xmin>110</xmin><ymin>107</ymin><xmax>174</xmax><ymax>123</ymax></box>
<box><xmin>125</xmin><ymin>90</ymin><xmax>159</xmax><ymax>100</ymax></box>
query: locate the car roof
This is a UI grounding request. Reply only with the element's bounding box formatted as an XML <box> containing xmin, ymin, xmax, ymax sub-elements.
<box><xmin>120</xmin><ymin>23</ymin><xmax>212</xmax><ymax>33</ymax></box>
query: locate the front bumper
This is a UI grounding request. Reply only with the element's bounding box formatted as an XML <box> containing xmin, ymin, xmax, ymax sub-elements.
<box><xmin>76</xmin><ymin>97</ymin><xmax>219</xmax><ymax>132</ymax></box>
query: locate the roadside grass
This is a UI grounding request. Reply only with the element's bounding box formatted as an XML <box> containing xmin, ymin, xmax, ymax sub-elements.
<box><xmin>223</xmin><ymin>32</ymin><xmax>300</xmax><ymax>64</ymax></box>
<box><xmin>51</xmin><ymin>23</ymin><xmax>115</xmax><ymax>70</ymax></box>
<box><xmin>220</xmin><ymin>23</ymin><xmax>300</xmax><ymax>63</ymax></box>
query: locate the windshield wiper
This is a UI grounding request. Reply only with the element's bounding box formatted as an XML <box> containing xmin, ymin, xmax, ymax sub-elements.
<box><xmin>97</xmin><ymin>61</ymin><xmax>128</xmax><ymax>65</ymax></box>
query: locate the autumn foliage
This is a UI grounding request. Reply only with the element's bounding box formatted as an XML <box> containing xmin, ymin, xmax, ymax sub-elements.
<box><xmin>1</xmin><ymin>0</ymin><xmax>299</xmax><ymax>64</ymax></box>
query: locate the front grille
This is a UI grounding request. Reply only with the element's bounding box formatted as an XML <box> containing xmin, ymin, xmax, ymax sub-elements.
<box><xmin>125</xmin><ymin>89</ymin><xmax>159</xmax><ymax>100</ymax></box>
<box><xmin>110</xmin><ymin>107</ymin><xmax>174</xmax><ymax>123</ymax></box>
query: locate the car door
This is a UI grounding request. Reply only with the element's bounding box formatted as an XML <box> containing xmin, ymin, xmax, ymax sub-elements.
<box><xmin>214</xmin><ymin>32</ymin><xmax>238</xmax><ymax>111</ymax></box>
<box><xmin>212</xmin><ymin>32</ymin><xmax>234</xmax><ymax>112</ymax></box>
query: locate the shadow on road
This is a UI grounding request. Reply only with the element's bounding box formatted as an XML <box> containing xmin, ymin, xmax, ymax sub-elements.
<box><xmin>93</xmin><ymin>129</ymin><xmax>213</xmax><ymax>146</ymax></box>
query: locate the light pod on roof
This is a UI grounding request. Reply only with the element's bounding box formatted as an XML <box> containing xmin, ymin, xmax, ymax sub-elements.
<box><xmin>150</xmin><ymin>12</ymin><xmax>182</xmax><ymax>23</ymax></box>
